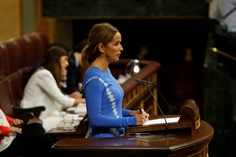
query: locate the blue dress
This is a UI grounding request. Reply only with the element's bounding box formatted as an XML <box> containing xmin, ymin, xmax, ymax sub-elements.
<box><xmin>82</xmin><ymin>66</ymin><xmax>136</xmax><ymax>138</ymax></box>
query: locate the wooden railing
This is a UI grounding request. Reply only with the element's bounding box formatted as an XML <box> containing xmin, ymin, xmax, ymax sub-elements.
<box><xmin>110</xmin><ymin>59</ymin><xmax>161</xmax><ymax>116</ymax></box>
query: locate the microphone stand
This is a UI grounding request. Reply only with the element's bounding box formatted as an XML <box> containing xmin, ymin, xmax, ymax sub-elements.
<box><xmin>134</xmin><ymin>78</ymin><xmax>169</xmax><ymax>134</ymax></box>
<box><xmin>134</xmin><ymin>78</ymin><xmax>174</xmax><ymax>116</ymax></box>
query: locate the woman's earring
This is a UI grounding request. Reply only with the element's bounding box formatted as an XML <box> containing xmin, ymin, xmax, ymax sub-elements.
<box><xmin>102</xmin><ymin>53</ymin><xmax>105</xmax><ymax>57</ymax></box>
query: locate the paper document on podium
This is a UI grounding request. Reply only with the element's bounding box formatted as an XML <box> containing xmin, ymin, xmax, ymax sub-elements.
<box><xmin>143</xmin><ymin>117</ymin><xmax>180</xmax><ymax>126</ymax></box>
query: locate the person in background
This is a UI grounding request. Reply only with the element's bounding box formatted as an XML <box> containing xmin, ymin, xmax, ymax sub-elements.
<box><xmin>0</xmin><ymin>108</ymin><xmax>25</xmax><ymax>156</ymax></box>
<box><xmin>21</xmin><ymin>43</ymin><xmax>85</xmax><ymax>133</ymax></box>
<box><xmin>206</xmin><ymin>0</ymin><xmax>236</xmax><ymax>63</ymax></box>
<box><xmin>204</xmin><ymin>0</ymin><xmax>236</xmax><ymax>157</ymax></box>
<box><xmin>62</xmin><ymin>39</ymin><xmax>88</xmax><ymax>99</ymax></box>
<box><xmin>0</xmin><ymin>108</ymin><xmax>52</xmax><ymax>157</ymax></box>
<box><xmin>81</xmin><ymin>22</ymin><xmax>149</xmax><ymax>138</ymax></box>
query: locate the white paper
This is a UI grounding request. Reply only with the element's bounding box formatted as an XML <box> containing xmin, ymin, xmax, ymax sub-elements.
<box><xmin>65</xmin><ymin>114</ymin><xmax>83</xmax><ymax>121</ymax></box>
<box><xmin>66</xmin><ymin>103</ymin><xmax>87</xmax><ymax>115</ymax></box>
<box><xmin>143</xmin><ymin>117</ymin><xmax>180</xmax><ymax>126</ymax></box>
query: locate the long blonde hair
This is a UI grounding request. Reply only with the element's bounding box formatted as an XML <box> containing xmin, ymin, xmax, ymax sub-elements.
<box><xmin>81</xmin><ymin>22</ymin><xmax>119</xmax><ymax>70</ymax></box>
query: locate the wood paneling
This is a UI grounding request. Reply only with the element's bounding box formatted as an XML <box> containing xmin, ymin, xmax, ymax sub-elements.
<box><xmin>0</xmin><ymin>0</ymin><xmax>21</xmax><ymax>40</ymax></box>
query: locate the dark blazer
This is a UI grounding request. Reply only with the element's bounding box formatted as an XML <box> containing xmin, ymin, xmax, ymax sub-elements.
<box><xmin>63</xmin><ymin>52</ymin><xmax>81</xmax><ymax>94</ymax></box>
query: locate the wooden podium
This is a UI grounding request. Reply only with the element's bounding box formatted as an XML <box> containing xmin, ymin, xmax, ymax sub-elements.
<box><xmin>52</xmin><ymin>121</ymin><xmax>213</xmax><ymax>157</ymax></box>
<box><xmin>126</xmin><ymin>99</ymin><xmax>201</xmax><ymax>135</ymax></box>
<box><xmin>51</xmin><ymin>99</ymin><xmax>213</xmax><ymax>157</ymax></box>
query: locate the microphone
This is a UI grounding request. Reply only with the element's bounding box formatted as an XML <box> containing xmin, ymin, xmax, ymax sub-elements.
<box><xmin>134</xmin><ymin>78</ymin><xmax>174</xmax><ymax>116</ymax></box>
<box><xmin>134</xmin><ymin>78</ymin><xmax>169</xmax><ymax>133</ymax></box>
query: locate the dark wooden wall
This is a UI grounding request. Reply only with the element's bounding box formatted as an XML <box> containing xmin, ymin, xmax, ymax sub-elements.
<box><xmin>42</xmin><ymin>0</ymin><xmax>209</xmax><ymax>117</ymax></box>
<box><xmin>42</xmin><ymin>0</ymin><xmax>208</xmax><ymax>17</ymax></box>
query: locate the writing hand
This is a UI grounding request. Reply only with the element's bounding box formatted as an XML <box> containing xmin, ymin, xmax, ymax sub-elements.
<box><xmin>130</xmin><ymin>108</ymin><xmax>150</xmax><ymax>118</ymax></box>
<box><xmin>135</xmin><ymin>113</ymin><xmax>149</xmax><ymax>125</ymax></box>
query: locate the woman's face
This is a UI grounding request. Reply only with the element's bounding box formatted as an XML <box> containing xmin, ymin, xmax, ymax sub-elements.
<box><xmin>103</xmin><ymin>32</ymin><xmax>123</xmax><ymax>62</ymax></box>
<box><xmin>60</xmin><ymin>55</ymin><xmax>69</xmax><ymax>79</ymax></box>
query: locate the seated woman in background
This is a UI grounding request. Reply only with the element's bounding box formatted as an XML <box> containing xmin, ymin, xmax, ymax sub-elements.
<box><xmin>81</xmin><ymin>22</ymin><xmax>149</xmax><ymax>138</ymax></box>
<box><xmin>20</xmin><ymin>43</ymin><xmax>85</xmax><ymax>133</ymax></box>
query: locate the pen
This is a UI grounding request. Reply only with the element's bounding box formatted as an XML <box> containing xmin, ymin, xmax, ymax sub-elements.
<box><xmin>138</xmin><ymin>107</ymin><xmax>142</xmax><ymax>114</ymax></box>
<box><xmin>128</xmin><ymin>132</ymin><xmax>151</xmax><ymax>135</ymax></box>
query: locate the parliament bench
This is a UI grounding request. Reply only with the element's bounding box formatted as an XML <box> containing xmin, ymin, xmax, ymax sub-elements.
<box><xmin>0</xmin><ymin>32</ymin><xmax>49</xmax><ymax>133</ymax></box>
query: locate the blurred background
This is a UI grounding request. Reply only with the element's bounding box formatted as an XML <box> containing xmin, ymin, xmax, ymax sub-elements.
<box><xmin>2</xmin><ymin>0</ymin><xmax>229</xmax><ymax>156</ymax></box>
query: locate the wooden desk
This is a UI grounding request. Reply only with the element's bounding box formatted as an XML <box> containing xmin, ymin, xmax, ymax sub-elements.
<box><xmin>52</xmin><ymin>120</ymin><xmax>213</xmax><ymax>157</ymax></box>
<box><xmin>47</xmin><ymin>115</ymin><xmax>87</xmax><ymax>143</ymax></box>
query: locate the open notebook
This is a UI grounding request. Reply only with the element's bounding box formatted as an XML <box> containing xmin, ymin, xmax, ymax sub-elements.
<box><xmin>143</xmin><ymin>117</ymin><xmax>180</xmax><ymax>126</ymax></box>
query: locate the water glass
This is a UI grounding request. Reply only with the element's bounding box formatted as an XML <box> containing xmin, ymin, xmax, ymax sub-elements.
<box><xmin>63</xmin><ymin>115</ymin><xmax>74</xmax><ymax>130</ymax></box>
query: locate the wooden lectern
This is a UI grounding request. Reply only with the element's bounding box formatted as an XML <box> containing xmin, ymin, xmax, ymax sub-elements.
<box><xmin>126</xmin><ymin>99</ymin><xmax>201</xmax><ymax>135</ymax></box>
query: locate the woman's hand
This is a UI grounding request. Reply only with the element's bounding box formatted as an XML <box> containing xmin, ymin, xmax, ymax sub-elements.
<box><xmin>12</xmin><ymin>118</ymin><xmax>24</xmax><ymax>126</ymax></box>
<box><xmin>130</xmin><ymin>108</ymin><xmax>149</xmax><ymax>117</ymax></box>
<box><xmin>135</xmin><ymin>113</ymin><xmax>149</xmax><ymax>125</ymax></box>
<box><xmin>130</xmin><ymin>108</ymin><xmax>149</xmax><ymax>125</ymax></box>
<box><xmin>69</xmin><ymin>92</ymin><xmax>83</xmax><ymax>99</ymax></box>
<box><xmin>74</xmin><ymin>98</ymin><xmax>86</xmax><ymax>106</ymax></box>
<box><xmin>9</xmin><ymin>126</ymin><xmax>22</xmax><ymax>134</ymax></box>
<box><xmin>78</xmin><ymin>98</ymin><xmax>86</xmax><ymax>104</ymax></box>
